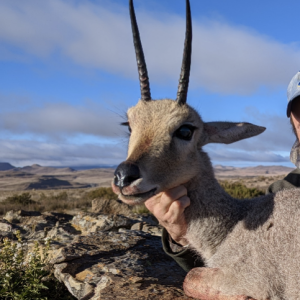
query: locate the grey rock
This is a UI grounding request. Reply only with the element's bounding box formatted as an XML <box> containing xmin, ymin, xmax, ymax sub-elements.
<box><xmin>52</xmin><ymin>231</ymin><xmax>189</xmax><ymax>300</ymax></box>
<box><xmin>0</xmin><ymin>209</ymin><xmax>192</xmax><ymax>299</ymax></box>
<box><xmin>141</xmin><ymin>224</ymin><xmax>163</xmax><ymax>236</ymax></box>
<box><xmin>0</xmin><ymin>231</ymin><xmax>15</xmax><ymax>242</ymax></box>
<box><xmin>4</xmin><ymin>210</ymin><xmax>21</xmax><ymax>223</ymax></box>
<box><xmin>131</xmin><ymin>222</ymin><xmax>143</xmax><ymax>231</ymax></box>
<box><xmin>0</xmin><ymin>222</ymin><xmax>12</xmax><ymax>232</ymax></box>
<box><xmin>130</xmin><ymin>223</ymin><xmax>163</xmax><ymax>236</ymax></box>
<box><xmin>47</xmin><ymin>225</ymin><xmax>79</xmax><ymax>244</ymax></box>
<box><xmin>71</xmin><ymin>213</ymin><xmax>134</xmax><ymax>233</ymax></box>
<box><xmin>135</xmin><ymin>214</ymin><xmax>158</xmax><ymax>226</ymax></box>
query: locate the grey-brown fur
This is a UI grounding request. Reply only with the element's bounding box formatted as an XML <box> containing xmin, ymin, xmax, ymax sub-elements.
<box><xmin>113</xmin><ymin>99</ymin><xmax>300</xmax><ymax>299</ymax></box>
<box><xmin>111</xmin><ymin>1</ymin><xmax>299</xmax><ymax>298</ymax></box>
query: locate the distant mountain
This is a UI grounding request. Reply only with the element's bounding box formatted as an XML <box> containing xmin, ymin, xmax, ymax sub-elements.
<box><xmin>69</xmin><ymin>165</ymin><xmax>117</xmax><ymax>170</ymax></box>
<box><xmin>0</xmin><ymin>162</ymin><xmax>16</xmax><ymax>171</ymax></box>
<box><xmin>214</xmin><ymin>165</ymin><xmax>294</xmax><ymax>177</ymax></box>
<box><xmin>0</xmin><ymin>162</ymin><xmax>294</xmax><ymax>181</ymax></box>
<box><xmin>20</xmin><ymin>164</ymin><xmax>75</xmax><ymax>175</ymax></box>
<box><xmin>24</xmin><ymin>176</ymin><xmax>91</xmax><ymax>190</ymax></box>
<box><xmin>213</xmin><ymin>165</ymin><xmax>235</xmax><ymax>171</ymax></box>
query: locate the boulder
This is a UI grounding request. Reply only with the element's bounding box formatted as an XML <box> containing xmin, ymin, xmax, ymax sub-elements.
<box><xmin>71</xmin><ymin>213</ymin><xmax>134</xmax><ymax>233</ymax></box>
<box><xmin>0</xmin><ymin>222</ymin><xmax>12</xmax><ymax>232</ymax></box>
<box><xmin>4</xmin><ymin>210</ymin><xmax>22</xmax><ymax>223</ymax></box>
<box><xmin>52</xmin><ymin>231</ymin><xmax>190</xmax><ymax>300</ymax></box>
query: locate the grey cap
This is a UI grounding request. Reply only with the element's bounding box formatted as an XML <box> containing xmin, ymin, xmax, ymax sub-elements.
<box><xmin>287</xmin><ymin>71</ymin><xmax>300</xmax><ymax>117</ymax></box>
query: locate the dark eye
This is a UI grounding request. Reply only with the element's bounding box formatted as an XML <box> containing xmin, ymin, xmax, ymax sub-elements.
<box><xmin>174</xmin><ymin>125</ymin><xmax>195</xmax><ymax>141</ymax></box>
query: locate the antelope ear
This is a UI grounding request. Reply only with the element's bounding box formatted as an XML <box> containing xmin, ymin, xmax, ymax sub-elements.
<box><xmin>201</xmin><ymin>122</ymin><xmax>266</xmax><ymax>146</ymax></box>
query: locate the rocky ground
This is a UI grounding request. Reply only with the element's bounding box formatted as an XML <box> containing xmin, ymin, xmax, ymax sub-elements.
<box><xmin>0</xmin><ymin>199</ymin><xmax>194</xmax><ymax>300</ymax></box>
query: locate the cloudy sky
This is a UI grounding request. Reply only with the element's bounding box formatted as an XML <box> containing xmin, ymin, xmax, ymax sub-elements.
<box><xmin>0</xmin><ymin>0</ymin><xmax>299</xmax><ymax>168</ymax></box>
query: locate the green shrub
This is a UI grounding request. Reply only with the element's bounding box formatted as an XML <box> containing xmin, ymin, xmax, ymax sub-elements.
<box><xmin>0</xmin><ymin>231</ymin><xmax>75</xmax><ymax>300</ymax></box>
<box><xmin>86</xmin><ymin>187</ymin><xmax>118</xmax><ymax>200</ymax></box>
<box><xmin>53</xmin><ymin>192</ymin><xmax>68</xmax><ymax>201</ymax></box>
<box><xmin>220</xmin><ymin>181</ymin><xmax>264</xmax><ymax>199</ymax></box>
<box><xmin>4</xmin><ymin>193</ymin><xmax>36</xmax><ymax>205</ymax></box>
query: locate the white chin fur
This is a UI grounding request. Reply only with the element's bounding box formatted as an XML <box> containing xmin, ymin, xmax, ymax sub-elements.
<box><xmin>122</xmin><ymin>178</ymin><xmax>157</xmax><ymax>196</ymax></box>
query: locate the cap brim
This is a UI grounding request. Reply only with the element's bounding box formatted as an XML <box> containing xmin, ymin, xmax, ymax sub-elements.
<box><xmin>287</xmin><ymin>92</ymin><xmax>300</xmax><ymax>117</ymax></box>
<box><xmin>287</xmin><ymin>101</ymin><xmax>292</xmax><ymax>117</ymax></box>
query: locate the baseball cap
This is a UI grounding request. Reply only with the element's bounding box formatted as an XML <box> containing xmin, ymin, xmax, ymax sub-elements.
<box><xmin>287</xmin><ymin>71</ymin><xmax>300</xmax><ymax>117</ymax></box>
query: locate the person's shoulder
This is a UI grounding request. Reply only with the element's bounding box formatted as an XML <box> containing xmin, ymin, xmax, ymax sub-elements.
<box><xmin>283</xmin><ymin>168</ymin><xmax>300</xmax><ymax>185</ymax></box>
<box><xmin>266</xmin><ymin>168</ymin><xmax>300</xmax><ymax>194</ymax></box>
<box><xmin>285</xmin><ymin>168</ymin><xmax>300</xmax><ymax>175</ymax></box>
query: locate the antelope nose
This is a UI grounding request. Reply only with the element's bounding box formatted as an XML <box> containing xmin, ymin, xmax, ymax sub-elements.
<box><xmin>114</xmin><ymin>161</ymin><xmax>141</xmax><ymax>188</ymax></box>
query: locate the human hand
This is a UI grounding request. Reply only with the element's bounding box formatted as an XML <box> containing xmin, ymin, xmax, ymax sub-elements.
<box><xmin>145</xmin><ymin>185</ymin><xmax>190</xmax><ymax>246</ymax></box>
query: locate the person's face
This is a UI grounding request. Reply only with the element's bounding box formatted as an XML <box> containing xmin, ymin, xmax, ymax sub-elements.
<box><xmin>291</xmin><ymin>98</ymin><xmax>300</xmax><ymax>140</ymax></box>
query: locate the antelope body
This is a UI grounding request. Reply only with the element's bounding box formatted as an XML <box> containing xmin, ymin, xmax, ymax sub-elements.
<box><xmin>112</xmin><ymin>1</ymin><xmax>300</xmax><ymax>299</ymax></box>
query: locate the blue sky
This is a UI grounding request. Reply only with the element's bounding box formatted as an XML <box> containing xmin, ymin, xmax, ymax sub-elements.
<box><xmin>0</xmin><ymin>0</ymin><xmax>299</xmax><ymax>168</ymax></box>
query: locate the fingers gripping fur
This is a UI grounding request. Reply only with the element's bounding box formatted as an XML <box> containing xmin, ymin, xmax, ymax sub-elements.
<box><xmin>201</xmin><ymin>122</ymin><xmax>266</xmax><ymax>146</ymax></box>
<box><xmin>183</xmin><ymin>268</ymin><xmax>258</xmax><ymax>300</ymax></box>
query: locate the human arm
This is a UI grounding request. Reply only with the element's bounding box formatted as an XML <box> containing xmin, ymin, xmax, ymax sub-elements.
<box><xmin>145</xmin><ymin>185</ymin><xmax>190</xmax><ymax>245</ymax></box>
<box><xmin>145</xmin><ymin>186</ymin><xmax>204</xmax><ymax>272</ymax></box>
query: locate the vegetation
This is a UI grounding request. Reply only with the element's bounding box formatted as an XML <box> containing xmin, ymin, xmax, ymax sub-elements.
<box><xmin>3</xmin><ymin>193</ymin><xmax>36</xmax><ymax>206</ymax></box>
<box><xmin>0</xmin><ymin>183</ymin><xmax>265</xmax><ymax>216</ymax></box>
<box><xmin>86</xmin><ymin>187</ymin><xmax>118</xmax><ymax>200</ymax></box>
<box><xmin>0</xmin><ymin>187</ymin><xmax>118</xmax><ymax>215</ymax></box>
<box><xmin>0</xmin><ymin>231</ymin><xmax>75</xmax><ymax>300</ymax></box>
<box><xmin>220</xmin><ymin>181</ymin><xmax>264</xmax><ymax>199</ymax></box>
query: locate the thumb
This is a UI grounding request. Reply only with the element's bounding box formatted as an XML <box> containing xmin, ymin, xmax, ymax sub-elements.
<box><xmin>145</xmin><ymin>192</ymin><xmax>163</xmax><ymax>212</ymax></box>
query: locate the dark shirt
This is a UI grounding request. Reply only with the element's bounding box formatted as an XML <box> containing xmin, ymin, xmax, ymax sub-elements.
<box><xmin>161</xmin><ymin>168</ymin><xmax>300</xmax><ymax>272</ymax></box>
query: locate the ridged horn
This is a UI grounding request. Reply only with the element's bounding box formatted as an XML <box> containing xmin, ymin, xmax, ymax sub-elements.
<box><xmin>129</xmin><ymin>0</ymin><xmax>151</xmax><ymax>101</ymax></box>
<box><xmin>176</xmin><ymin>0</ymin><xmax>192</xmax><ymax>105</ymax></box>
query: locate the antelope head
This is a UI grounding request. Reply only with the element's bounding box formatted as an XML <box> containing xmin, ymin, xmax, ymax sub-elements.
<box><xmin>112</xmin><ymin>0</ymin><xmax>265</xmax><ymax>205</ymax></box>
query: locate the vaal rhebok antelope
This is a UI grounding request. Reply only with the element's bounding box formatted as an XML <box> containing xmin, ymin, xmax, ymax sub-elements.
<box><xmin>112</xmin><ymin>1</ymin><xmax>300</xmax><ymax>299</ymax></box>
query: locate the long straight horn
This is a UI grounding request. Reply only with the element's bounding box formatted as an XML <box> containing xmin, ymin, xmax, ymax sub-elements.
<box><xmin>176</xmin><ymin>0</ymin><xmax>192</xmax><ymax>105</ymax></box>
<box><xmin>129</xmin><ymin>0</ymin><xmax>151</xmax><ymax>101</ymax></box>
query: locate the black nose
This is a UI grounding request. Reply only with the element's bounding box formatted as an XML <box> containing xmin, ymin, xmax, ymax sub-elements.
<box><xmin>114</xmin><ymin>161</ymin><xmax>141</xmax><ymax>188</ymax></box>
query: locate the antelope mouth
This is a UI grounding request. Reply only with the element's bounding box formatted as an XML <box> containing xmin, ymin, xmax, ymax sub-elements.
<box><xmin>120</xmin><ymin>187</ymin><xmax>157</xmax><ymax>204</ymax></box>
<box><xmin>111</xmin><ymin>179</ymin><xmax>158</xmax><ymax>205</ymax></box>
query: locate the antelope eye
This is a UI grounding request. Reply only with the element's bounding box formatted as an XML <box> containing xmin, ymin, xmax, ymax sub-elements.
<box><xmin>174</xmin><ymin>125</ymin><xmax>195</xmax><ymax>141</ymax></box>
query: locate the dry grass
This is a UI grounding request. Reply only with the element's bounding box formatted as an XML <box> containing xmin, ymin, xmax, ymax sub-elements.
<box><xmin>216</xmin><ymin>175</ymin><xmax>285</xmax><ymax>192</ymax></box>
<box><xmin>0</xmin><ymin>176</ymin><xmax>281</xmax><ymax>216</ymax></box>
<box><xmin>0</xmin><ymin>187</ymin><xmax>117</xmax><ymax>216</ymax></box>
<box><xmin>219</xmin><ymin>181</ymin><xmax>264</xmax><ymax>199</ymax></box>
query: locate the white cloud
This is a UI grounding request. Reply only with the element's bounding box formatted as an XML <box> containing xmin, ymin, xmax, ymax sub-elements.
<box><xmin>0</xmin><ymin>0</ymin><xmax>299</xmax><ymax>94</ymax></box>
<box><xmin>0</xmin><ymin>106</ymin><xmax>294</xmax><ymax>167</ymax></box>
<box><xmin>0</xmin><ymin>100</ymin><xmax>125</xmax><ymax>138</ymax></box>
<box><xmin>205</xmin><ymin>109</ymin><xmax>295</xmax><ymax>166</ymax></box>
<box><xmin>0</xmin><ymin>139</ymin><xmax>126</xmax><ymax>167</ymax></box>
<box><xmin>0</xmin><ymin>98</ymin><xmax>295</xmax><ymax>166</ymax></box>
<box><xmin>208</xmin><ymin>148</ymin><xmax>290</xmax><ymax>164</ymax></box>
<box><xmin>224</xmin><ymin>108</ymin><xmax>295</xmax><ymax>153</ymax></box>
